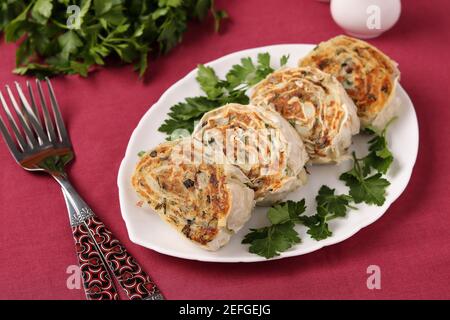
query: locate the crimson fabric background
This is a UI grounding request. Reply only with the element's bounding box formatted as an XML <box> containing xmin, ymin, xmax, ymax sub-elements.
<box><xmin>0</xmin><ymin>0</ymin><xmax>449</xmax><ymax>299</ymax></box>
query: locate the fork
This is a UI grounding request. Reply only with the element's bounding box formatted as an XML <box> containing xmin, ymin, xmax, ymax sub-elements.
<box><xmin>0</xmin><ymin>79</ymin><xmax>164</xmax><ymax>300</ymax></box>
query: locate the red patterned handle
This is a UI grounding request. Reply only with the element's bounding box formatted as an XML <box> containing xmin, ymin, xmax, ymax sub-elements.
<box><xmin>72</xmin><ymin>223</ymin><xmax>119</xmax><ymax>300</ymax></box>
<box><xmin>83</xmin><ymin>216</ymin><xmax>164</xmax><ymax>300</ymax></box>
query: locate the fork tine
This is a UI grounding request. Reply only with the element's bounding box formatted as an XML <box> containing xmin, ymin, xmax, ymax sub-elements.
<box><xmin>45</xmin><ymin>78</ymin><xmax>70</xmax><ymax>144</ymax></box>
<box><xmin>0</xmin><ymin>91</ymin><xmax>27</xmax><ymax>151</ymax></box>
<box><xmin>26</xmin><ymin>81</ymin><xmax>43</xmax><ymax>145</ymax></box>
<box><xmin>0</xmin><ymin>115</ymin><xmax>21</xmax><ymax>159</ymax></box>
<box><xmin>16</xmin><ymin>84</ymin><xmax>33</xmax><ymax>143</ymax></box>
<box><xmin>6</xmin><ymin>85</ymin><xmax>39</xmax><ymax>148</ymax></box>
<box><xmin>14</xmin><ymin>82</ymin><xmax>49</xmax><ymax>145</ymax></box>
<box><xmin>36</xmin><ymin>80</ymin><xmax>57</xmax><ymax>143</ymax></box>
<box><xmin>27</xmin><ymin>81</ymin><xmax>42</xmax><ymax>127</ymax></box>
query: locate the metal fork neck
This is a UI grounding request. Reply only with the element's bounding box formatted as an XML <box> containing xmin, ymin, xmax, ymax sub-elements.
<box><xmin>52</xmin><ymin>175</ymin><xmax>95</xmax><ymax>226</ymax></box>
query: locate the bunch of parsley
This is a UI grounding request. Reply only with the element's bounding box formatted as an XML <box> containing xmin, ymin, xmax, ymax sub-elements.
<box><xmin>0</xmin><ymin>0</ymin><xmax>227</xmax><ymax>77</ymax></box>
<box><xmin>158</xmin><ymin>52</ymin><xmax>289</xmax><ymax>139</ymax></box>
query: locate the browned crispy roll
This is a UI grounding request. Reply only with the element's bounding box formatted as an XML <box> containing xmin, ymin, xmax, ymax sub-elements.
<box><xmin>299</xmin><ymin>35</ymin><xmax>400</xmax><ymax>129</ymax></box>
<box><xmin>132</xmin><ymin>138</ymin><xmax>255</xmax><ymax>251</ymax></box>
<box><xmin>251</xmin><ymin>67</ymin><xmax>359</xmax><ymax>163</ymax></box>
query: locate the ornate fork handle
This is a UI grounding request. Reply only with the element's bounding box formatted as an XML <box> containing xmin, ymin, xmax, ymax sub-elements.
<box><xmin>82</xmin><ymin>216</ymin><xmax>163</xmax><ymax>300</ymax></box>
<box><xmin>71</xmin><ymin>222</ymin><xmax>119</xmax><ymax>300</ymax></box>
<box><xmin>57</xmin><ymin>174</ymin><xmax>164</xmax><ymax>300</ymax></box>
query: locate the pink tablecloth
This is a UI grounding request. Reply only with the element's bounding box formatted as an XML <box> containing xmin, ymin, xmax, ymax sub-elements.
<box><xmin>1</xmin><ymin>0</ymin><xmax>449</xmax><ymax>300</ymax></box>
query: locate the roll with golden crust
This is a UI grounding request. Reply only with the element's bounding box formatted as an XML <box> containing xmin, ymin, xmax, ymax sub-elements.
<box><xmin>192</xmin><ymin>103</ymin><xmax>308</xmax><ymax>205</ymax></box>
<box><xmin>132</xmin><ymin>138</ymin><xmax>255</xmax><ymax>251</ymax></box>
<box><xmin>251</xmin><ymin>67</ymin><xmax>360</xmax><ymax>164</ymax></box>
<box><xmin>299</xmin><ymin>35</ymin><xmax>400</xmax><ymax>129</ymax></box>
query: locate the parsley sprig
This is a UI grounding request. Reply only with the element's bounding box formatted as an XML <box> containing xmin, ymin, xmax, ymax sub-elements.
<box><xmin>299</xmin><ymin>186</ymin><xmax>356</xmax><ymax>241</ymax></box>
<box><xmin>242</xmin><ymin>200</ymin><xmax>306</xmax><ymax>259</ymax></box>
<box><xmin>339</xmin><ymin>153</ymin><xmax>391</xmax><ymax>206</ymax></box>
<box><xmin>362</xmin><ymin>122</ymin><xmax>395</xmax><ymax>175</ymax></box>
<box><xmin>158</xmin><ymin>53</ymin><xmax>289</xmax><ymax>139</ymax></box>
<box><xmin>340</xmin><ymin>120</ymin><xmax>395</xmax><ymax>206</ymax></box>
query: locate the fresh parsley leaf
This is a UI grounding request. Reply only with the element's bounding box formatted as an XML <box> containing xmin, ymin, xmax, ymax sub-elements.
<box><xmin>196</xmin><ymin>65</ymin><xmax>224</xmax><ymax>99</ymax></box>
<box><xmin>298</xmin><ymin>186</ymin><xmax>354</xmax><ymax>241</ymax></box>
<box><xmin>4</xmin><ymin>3</ymin><xmax>32</xmax><ymax>42</ymax></box>
<box><xmin>363</xmin><ymin>149</ymin><xmax>393</xmax><ymax>176</ymax></box>
<box><xmin>315</xmin><ymin>185</ymin><xmax>355</xmax><ymax>219</ymax></box>
<box><xmin>242</xmin><ymin>199</ymin><xmax>306</xmax><ymax>259</ymax></box>
<box><xmin>285</xmin><ymin>199</ymin><xmax>307</xmax><ymax>222</ymax></box>
<box><xmin>225</xmin><ymin>53</ymin><xmax>275</xmax><ymax>90</ymax></box>
<box><xmin>267</xmin><ymin>204</ymin><xmax>291</xmax><ymax>225</ymax></box>
<box><xmin>362</xmin><ymin>125</ymin><xmax>377</xmax><ymax>135</ymax></box>
<box><xmin>225</xmin><ymin>57</ymin><xmax>258</xmax><ymax>90</ymax></box>
<box><xmin>257</xmin><ymin>52</ymin><xmax>271</xmax><ymax>69</ymax></box>
<box><xmin>220</xmin><ymin>88</ymin><xmax>250</xmax><ymax>105</ymax></box>
<box><xmin>58</xmin><ymin>31</ymin><xmax>83</xmax><ymax>58</ymax></box>
<box><xmin>168</xmin><ymin>97</ymin><xmax>222</xmax><ymax>121</ymax></box>
<box><xmin>0</xmin><ymin>1</ymin><xmax>26</xmax><ymax>32</ymax></box>
<box><xmin>158</xmin><ymin>90</ymin><xmax>250</xmax><ymax>139</ymax></box>
<box><xmin>362</xmin><ymin>120</ymin><xmax>395</xmax><ymax>175</ymax></box>
<box><xmin>280</xmin><ymin>54</ymin><xmax>290</xmax><ymax>66</ymax></box>
<box><xmin>267</xmin><ymin>199</ymin><xmax>306</xmax><ymax>225</ymax></box>
<box><xmin>158</xmin><ymin>118</ymin><xmax>196</xmax><ymax>138</ymax></box>
<box><xmin>241</xmin><ymin>226</ymin><xmax>268</xmax><ymax>244</ymax></box>
<box><xmin>158</xmin><ymin>96</ymin><xmax>224</xmax><ymax>138</ymax></box>
<box><xmin>300</xmin><ymin>212</ymin><xmax>332</xmax><ymax>241</ymax></box>
<box><xmin>340</xmin><ymin>169</ymin><xmax>390</xmax><ymax>206</ymax></box>
<box><xmin>242</xmin><ymin>222</ymin><xmax>301</xmax><ymax>259</ymax></box>
<box><xmin>31</xmin><ymin>0</ymin><xmax>53</xmax><ymax>25</ymax></box>
<box><xmin>339</xmin><ymin>120</ymin><xmax>394</xmax><ymax>206</ymax></box>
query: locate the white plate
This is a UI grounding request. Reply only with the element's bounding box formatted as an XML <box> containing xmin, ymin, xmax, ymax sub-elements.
<box><xmin>117</xmin><ymin>44</ymin><xmax>419</xmax><ymax>263</ymax></box>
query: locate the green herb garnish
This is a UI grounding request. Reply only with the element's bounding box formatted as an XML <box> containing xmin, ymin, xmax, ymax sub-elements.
<box><xmin>225</xmin><ymin>53</ymin><xmax>274</xmax><ymax>90</ymax></box>
<box><xmin>158</xmin><ymin>52</ymin><xmax>285</xmax><ymax>139</ymax></box>
<box><xmin>362</xmin><ymin>119</ymin><xmax>396</xmax><ymax>175</ymax></box>
<box><xmin>340</xmin><ymin>158</ymin><xmax>391</xmax><ymax>206</ymax></box>
<box><xmin>242</xmin><ymin>200</ymin><xmax>306</xmax><ymax>259</ymax></box>
<box><xmin>280</xmin><ymin>54</ymin><xmax>289</xmax><ymax>67</ymax></box>
<box><xmin>340</xmin><ymin>120</ymin><xmax>395</xmax><ymax>206</ymax></box>
<box><xmin>299</xmin><ymin>186</ymin><xmax>355</xmax><ymax>241</ymax></box>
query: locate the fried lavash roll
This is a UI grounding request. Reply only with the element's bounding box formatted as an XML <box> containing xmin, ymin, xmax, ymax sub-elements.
<box><xmin>132</xmin><ymin>138</ymin><xmax>255</xmax><ymax>251</ymax></box>
<box><xmin>192</xmin><ymin>103</ymin><xmax>309</xmax><ymax>206</ymax></box>
<box><xmin>299</xmin><ymin>35</ymin><xmax>400</xmax><ymax>129</ymax></box>
<box><xmin>251</xmin><ymin>66</ymin><xmax>360</xmax><ymax>163</ymax></box>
